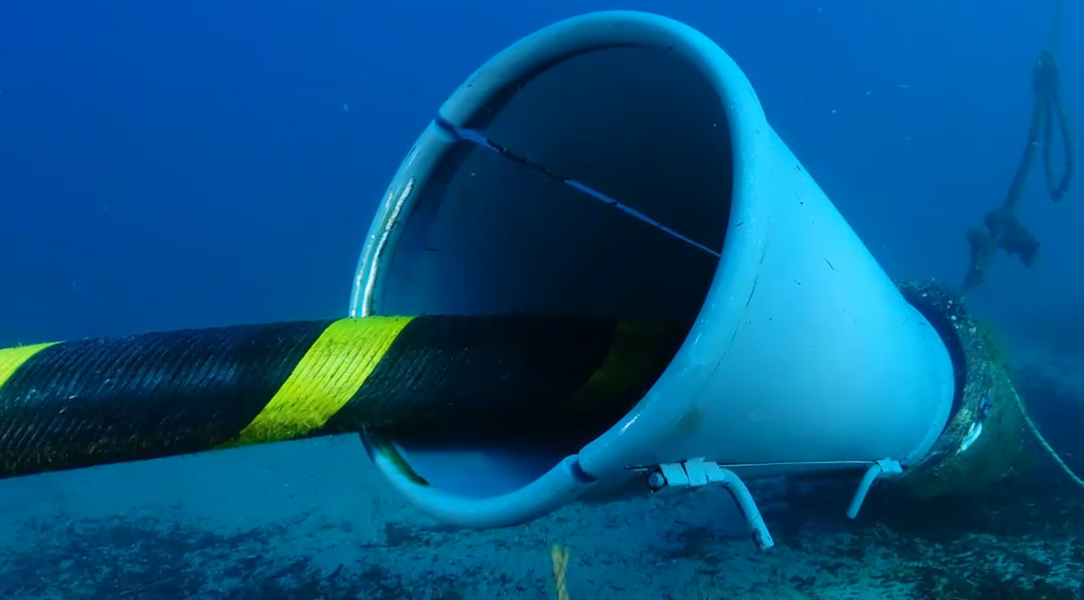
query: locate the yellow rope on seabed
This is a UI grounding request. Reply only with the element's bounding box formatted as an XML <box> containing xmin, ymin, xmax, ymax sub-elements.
<box><xmin>550</xmin><ymin>544</ymin><xmax>571</xmax><ymax>600</ymax></box>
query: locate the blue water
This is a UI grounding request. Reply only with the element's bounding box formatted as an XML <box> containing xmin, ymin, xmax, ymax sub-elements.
<box><xmin>1</xmin><ymin>1</ymin><xmax>1082</xmax><ymax>599</ymax></box>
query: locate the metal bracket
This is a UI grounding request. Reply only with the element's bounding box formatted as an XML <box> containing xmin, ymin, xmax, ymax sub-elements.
<box><xmin>646</xmin><ymin>457</ymin><xmax>775</xmax><ymax>550</ymax></box>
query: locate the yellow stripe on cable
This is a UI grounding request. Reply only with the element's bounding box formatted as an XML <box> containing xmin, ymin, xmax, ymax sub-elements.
<box><xmin>228</xmin><ymin>317</ymin><xmax>413</xmax><ymax>445</ymax></box>
<box><xmin>0</xmin><ymin>342</ymin><xmax>55</xmax><ymax>387</ymax></box>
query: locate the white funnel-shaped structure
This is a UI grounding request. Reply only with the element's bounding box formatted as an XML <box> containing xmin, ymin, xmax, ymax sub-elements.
<box><xmin>350</xmin><ymin>11</ymin><xmax>957</xmax><ymax>530</ymax></box>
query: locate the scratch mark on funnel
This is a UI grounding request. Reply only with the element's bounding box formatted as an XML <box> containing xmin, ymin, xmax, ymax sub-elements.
<box><xmin>744</xmin><ymin>274</ymin><xmax>759</xmax><ymax>308</ymax></box>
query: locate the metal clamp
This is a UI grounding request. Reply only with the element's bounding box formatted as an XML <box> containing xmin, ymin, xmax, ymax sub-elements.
<box><xmin>647</xmin><ymin>457</ymin><xmax>775</xmax><ymax>550</ymax></box>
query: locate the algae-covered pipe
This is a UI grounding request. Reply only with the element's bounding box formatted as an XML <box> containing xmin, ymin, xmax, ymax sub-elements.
<box><xmin>0</xmin><ymin>315</ymin><xmax>683</xmax><ymax>479</ymax></box>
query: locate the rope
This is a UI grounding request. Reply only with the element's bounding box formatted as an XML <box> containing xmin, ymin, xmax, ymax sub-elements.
<box><xmin>550</xmin><ymin>544</ymin><xmax>571</xmax><ymax>600</ymax></box>
<box><xmin>1013</xmin><ymin>385</ymin><xmax>1084</xmax><ymax>490</ymax></box>
<box><xmin>960</xmin><ymin>0</ymin><xmax>1084</xmax><ymax>494</ymax></box>
<box><xmin>1050</xmin><ymin>0</ymin><xmax>1067</xmax><ymax>50</ymax></box>
<box><xmin>962</xmin><ymin>0</ymin><xmax>1075</xmax><ymax>292</ymax></box>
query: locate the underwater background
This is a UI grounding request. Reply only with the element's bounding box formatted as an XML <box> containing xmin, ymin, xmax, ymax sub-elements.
<box><xmin>1</xmin><ymin>1</ymin><xmax>1082</xmax><ymax>599</ymax></box>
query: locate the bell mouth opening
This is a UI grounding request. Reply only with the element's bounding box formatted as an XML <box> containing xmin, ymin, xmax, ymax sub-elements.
<box><xmin>353</xmin><ymin>42</ymin><xmax>735</xmax><ymax>500</ymax></box>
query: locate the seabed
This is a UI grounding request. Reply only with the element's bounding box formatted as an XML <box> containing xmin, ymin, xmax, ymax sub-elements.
<box><xmin>0</xmin><ymin>355</ymin><xmax>1081</xmax><ymax>600</ymax></box>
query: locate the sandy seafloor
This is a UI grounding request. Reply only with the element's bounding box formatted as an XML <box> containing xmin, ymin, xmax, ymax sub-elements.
<box><xmin>0</xmin><ymin>434</ymin><xmax>1080</xmax><ymax>600</ymax></box>
<box><xmin>2</xmin><ymin>346</ymin><xmax>1083</xmax><ymax>600</ymax></box>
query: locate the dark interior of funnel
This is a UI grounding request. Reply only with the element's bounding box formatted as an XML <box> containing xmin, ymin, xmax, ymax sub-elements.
<box><xmin>370</xmin><ymin>46</ymin><xmax>733</xmax><ymax>498</ymax></box>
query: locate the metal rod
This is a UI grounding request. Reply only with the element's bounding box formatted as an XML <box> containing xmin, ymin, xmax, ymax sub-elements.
<box><xmin>434</xmin><ymin>118</ymin><xmax>722</xmax><ymax>259</ymax></box>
